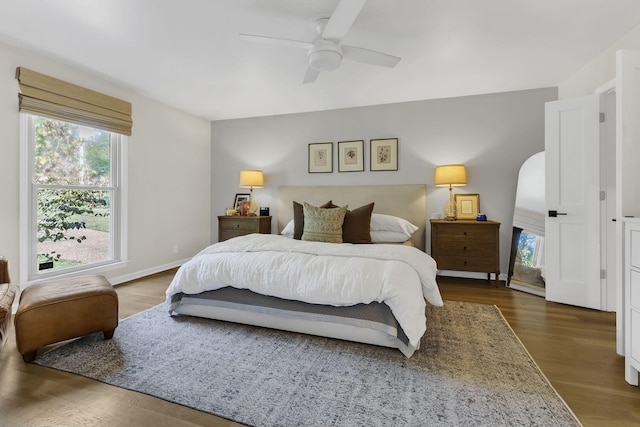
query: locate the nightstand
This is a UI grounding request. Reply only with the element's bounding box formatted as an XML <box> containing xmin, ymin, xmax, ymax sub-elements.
<box><xmin>430</xmin><ymin>219</ymin><xmax>501</xmax><ymax>284</ymax></box>
<box><xmin>218</xmin><ymin>216</ymin><xmax>272</xmax><ymax>242</ymax></box>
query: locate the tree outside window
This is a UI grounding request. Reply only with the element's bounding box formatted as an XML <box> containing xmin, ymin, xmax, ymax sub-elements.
<box><xmin>30</xmin><ymin>116</ymin><xmax>117</xmax><ymax>273</ymax></box>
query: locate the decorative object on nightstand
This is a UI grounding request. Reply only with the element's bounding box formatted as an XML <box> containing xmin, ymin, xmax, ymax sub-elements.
<box><xmin>430</xmin><ymin>219</ymin><xmax>501</xmax><ymax>285</ymax></box>
<box><xmin>218</xmin><ymin>215</ymin><xmax>272</xmax><ymax>242</ymax></box>
<box><xmin>454</xmin><ymin>193</ymin><xmax>480</xmax><ymax>220</ymax></box>
<box><xmin>434</xmin><ymin>164</ymin><xmax>467</xmax><ymax>220</ymax></box>
<box><xmin>239</xmin><ymin>170</ymin><xmax>264</xmax><ymax>216</ymax></box>
<box><xmin>234</xmin><ymin>193</ymin><xmax>250</xmax><ymax>214</ymax></box>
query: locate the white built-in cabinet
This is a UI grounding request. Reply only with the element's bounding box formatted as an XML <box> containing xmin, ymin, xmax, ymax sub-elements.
<box><xmin>617</xmin><ymin>50</ymin><xmax>640</xmax><ymax>386</ymax></box>
<box><xmin>623</xmin><ymin>219</ymin><xmax>640</xmax><ymax>385</ymax></box>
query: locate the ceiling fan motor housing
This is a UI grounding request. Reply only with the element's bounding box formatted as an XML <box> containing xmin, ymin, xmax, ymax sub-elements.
<box><xmin>308</xmin><ymin>40</ymin><xmax>343</xmax><ymax>71</ymax></box>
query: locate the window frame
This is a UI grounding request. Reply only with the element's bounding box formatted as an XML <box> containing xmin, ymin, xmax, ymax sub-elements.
<box><xmin>19</xmin><ymin>114</ymin><xmax>128</xmax><ymax>282</ymax></box>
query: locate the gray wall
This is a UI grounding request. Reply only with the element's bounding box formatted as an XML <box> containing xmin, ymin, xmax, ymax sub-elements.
<box><xmin>211</xmin><ymin>87</ymin><xmax>558</xmax><ymax>279</ymax></box>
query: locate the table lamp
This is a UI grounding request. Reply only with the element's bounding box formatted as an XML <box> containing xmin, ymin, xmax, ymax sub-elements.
<box><xmin>239</xmin><ymin>170</ymin><xmax>264</xmax><ymax>216</ymax></box>
<box><xmin>434</xmin><ymin>164</ymin><xmax>467</xmax><ymax>220</ymax></box>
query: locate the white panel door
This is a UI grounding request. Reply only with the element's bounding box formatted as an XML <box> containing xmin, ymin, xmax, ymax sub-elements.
<box><xmin>545</xmin><ymin>95</ymin><xmax>601</xmax><ymax>309</ymax></box>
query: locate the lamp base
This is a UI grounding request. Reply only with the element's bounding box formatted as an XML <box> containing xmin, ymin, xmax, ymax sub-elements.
<box><xmin>247</xmin><ymin>192</ymin><xmax>258</xmax><ymax>216</ymax></box>
<box><xmin>443</xmin><ymin>187</ymin><xmax>456</xmax><ymax>221</ymax></box>
<box><xmin>443</xmin><ymin>205</ymin><xmax>456</xmax><ymax>221</ymax></box>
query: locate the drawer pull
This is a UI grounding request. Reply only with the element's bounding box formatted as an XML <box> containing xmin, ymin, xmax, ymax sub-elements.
<box><xmin>463</xmin><ymin>231</ymin><xmax>467</xmax><ymax>235</ymax></box>
<box><xmin>463</xmin><ymin>246</ymin><xmax>467</xmax><ymax>251</ymax></box>
<box><xmin>236</xmin><ymin>224</ymin><xmax>240</xmax><ymax>228</ymax></box>
<box><xmin>464</xmin><ymin>260</ymin><xmax>467</xmax><ymax>266</ymax></box>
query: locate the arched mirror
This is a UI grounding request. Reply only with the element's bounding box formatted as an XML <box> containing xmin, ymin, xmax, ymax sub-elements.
<box><xmin>507</xmin><ymin>151</ymin><xmax>546</xmax><ymax>297</ymax></box>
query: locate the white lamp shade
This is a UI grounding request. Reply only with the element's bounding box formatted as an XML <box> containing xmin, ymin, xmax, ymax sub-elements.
<box><xmin>239</xmin><ymin>170</ymin><xmax>264</xmax><ymax>188</ymax></box>
<box><xmin>434</xmin><ymin>164</ymin><xmax>467</xmax><ymax>187</ymax></box>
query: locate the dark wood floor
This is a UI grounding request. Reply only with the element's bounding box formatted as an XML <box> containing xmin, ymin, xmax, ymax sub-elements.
<box><xmin>1</xmin><ymin>271</ymin><xmax>638</xmax><ymax>426</ymax></box>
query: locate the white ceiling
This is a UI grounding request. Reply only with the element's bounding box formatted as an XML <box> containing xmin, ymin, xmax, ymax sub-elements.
<box><xmin>1</xmin><ymin>0</ymin><xmax>640</xmax><ymax>121</ymax></box>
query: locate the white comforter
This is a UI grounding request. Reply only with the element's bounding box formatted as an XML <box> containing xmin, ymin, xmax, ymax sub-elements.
<box><xmin>166</xmin><ymin>234</ymin><xmax>443</xmax><ymax>348</ymax></box>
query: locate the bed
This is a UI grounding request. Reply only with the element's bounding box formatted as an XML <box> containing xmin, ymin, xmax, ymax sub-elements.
<box><xmin>166</xmin><ymin>184</ymin><xmax>443</xmax><ymax>357</ymax></box>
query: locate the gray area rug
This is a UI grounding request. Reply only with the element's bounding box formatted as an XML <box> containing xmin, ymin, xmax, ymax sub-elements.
<box><xmin>35</xmin><ymin>301</ymin><xmax>581</xmax><ymax>427</ymax></box>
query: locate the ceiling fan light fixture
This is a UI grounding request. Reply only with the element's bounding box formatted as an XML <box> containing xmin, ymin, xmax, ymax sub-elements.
<box><xmin>308</xmin><ymin>42</ymin><xmax>343</xmax><ymax>71</ymax></box>
<box><xmin>241</xmin><ymin>0</ymin><xmax>400</xmax><ymax>82</ymax></box>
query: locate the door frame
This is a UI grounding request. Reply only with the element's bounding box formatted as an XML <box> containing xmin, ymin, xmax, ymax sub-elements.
<box><xmin>595</xmin><ymin>79</ymin><xmax>617</xmax><ymax>313</ymax></box>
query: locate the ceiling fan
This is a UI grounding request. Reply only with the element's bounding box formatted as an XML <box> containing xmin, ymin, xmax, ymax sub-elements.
<box><xmin>239</xmin><ymin>0</ymin><xmax>401</xmax><ymax>83</ymax></box>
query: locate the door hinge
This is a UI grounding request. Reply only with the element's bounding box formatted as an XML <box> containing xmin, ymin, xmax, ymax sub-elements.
<box><xmin>600</xmin><ymin>190</ymin><xmax>606</xmax><ymax>201</ymax></box>
<box><xmin>601</xmin><ymin>269</ymin><xmax>606</xmax><ymax>279</ymax></box>
<box><xmin>600</xmin><ymin>112</ymin><xmax>606</xmax><ymax>123</ymax></box>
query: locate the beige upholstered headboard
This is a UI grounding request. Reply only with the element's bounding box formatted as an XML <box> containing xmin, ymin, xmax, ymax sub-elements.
<box><xmin>277</xmin><ymin>184</ymin><xmax>427</xmax><ymax>251</ymax></box>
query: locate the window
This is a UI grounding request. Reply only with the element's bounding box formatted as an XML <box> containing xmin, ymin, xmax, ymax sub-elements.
<box><xmin>21</xmin><ymin>114</ymin><xmax>126</xmax><ymax>280</ymax></box>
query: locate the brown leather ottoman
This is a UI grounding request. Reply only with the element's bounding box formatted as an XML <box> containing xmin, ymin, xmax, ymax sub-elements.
<box><xmin>14</xmin><ymin>275</ymin><xmax>118</xmax><ymax>362</ymax></box>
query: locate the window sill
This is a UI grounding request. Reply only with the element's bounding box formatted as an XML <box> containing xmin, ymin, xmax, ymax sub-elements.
<box><xmin>25</xmin><ymin>259</ymin><xmax>129</xmax><ymax>287</ymax></box>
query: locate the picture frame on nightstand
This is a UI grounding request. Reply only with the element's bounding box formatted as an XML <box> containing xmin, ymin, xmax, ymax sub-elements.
<box><xmin>454</xmin><ymin>193</ymin><xmax>480</xmax><ymax>220</ymax></box>
<box><xmin>234</xmin><ymin>193</ymin><xmax>250</xmax><ymax>212</ymax></box>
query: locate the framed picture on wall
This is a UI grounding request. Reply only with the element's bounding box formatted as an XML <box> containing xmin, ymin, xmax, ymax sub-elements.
<box><xmin>338</xmin><ymin>140</ymin><xmax>364</xmax><ymax>172</ymax></box>
<box><xmin>308</xmin><ymin>142</ymin><xmax>333</xmax><ymax>173</ymax></box>
<box><xmin>370</xmin><ymin>138</ymin><xmax>398</xmax><ymax>171</ymax></box>
<box><xmin>454</xmin><ymin>193</ymin><xmax>480</xmax><ymax>220</ymax></box>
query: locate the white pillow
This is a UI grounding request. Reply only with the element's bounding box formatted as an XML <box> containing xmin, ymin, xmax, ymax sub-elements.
<box><xmin>370</xmin><ymin>230</ymin><xmax>414</xmax><ymax>243</ymax></box>
<box><xmin>281</xmin><ymin>219</ymin><xmax>295</xmax><ymax>238</ymax></box>
<box><xmin>370</xmin><ymin>214</ymin><xmax>418</xmax><ymax>236</ymax></box>
<box><xmin>283</xmin><ymin>214</ymin><xmax>417</xmax><ymax>240</ymax></box>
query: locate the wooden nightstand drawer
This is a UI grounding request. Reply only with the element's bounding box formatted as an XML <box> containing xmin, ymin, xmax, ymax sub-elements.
<box><xmin>434</xmin><ymin>224</ymin><xmax>496</xmax><ymax>240</ymax></box>
<box><xmin>436</xmin><ymin>256</ymin><xmax>498</xmax><ymax>272</ymax></box>
<box><xmin>219</xmin><ymin>219</ymin><xmax>259</xmax><ymax>232</ymax></box>
<box><xmin>435</xmin><ymin>239</ymin><xmax>496</xmax><ymax>257</ymax></box>
<box><xmin>217</xmin><ymin>216</ymin><xmax>271</xmax><ymax>242</ymax></box>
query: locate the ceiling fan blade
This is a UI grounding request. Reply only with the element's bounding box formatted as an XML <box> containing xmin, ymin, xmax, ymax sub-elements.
<box><xmin>239</xmin><ymin>34</ymin><xmax>312</xmax><ymax>50</ymax></box>
<box><xmin>303</xmin><ymin>66</ymin><xmax>320</xmax><ymax>84</ymax></box>
<box><xmin>321</xmin><ymin>0</ymin><xmax>366</xmax><ymax>41</ymax></box>
<box><xmin>342</xmin><ymin>45</ymin><xmax>401</xmax><ymax>68</ymax></box>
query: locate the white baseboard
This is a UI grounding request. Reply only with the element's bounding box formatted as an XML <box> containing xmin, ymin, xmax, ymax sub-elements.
<box><xmin>11</xmin><ymin>259</ymin><xmax>189</xmax><ymax>313</ymax></box>
<box><xmin>109</xmin><ymin>259</ymin><xmax>189</xmax><ymax>285</ymax></box>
